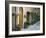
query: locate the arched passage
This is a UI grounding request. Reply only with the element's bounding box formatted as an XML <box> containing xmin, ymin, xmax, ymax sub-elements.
<box><xmin>18</xmin><ymin>7</ymin><xmax>23</xmax><ymax>30</ymax></box>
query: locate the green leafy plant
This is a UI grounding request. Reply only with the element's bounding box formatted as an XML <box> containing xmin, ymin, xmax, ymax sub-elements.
<box><xmin>30</xmin><ymin>12</ymin><xmax>40</xmax><ymax>24</ymax></box>
<box><xmin>24</xmin><ymin>12</ymin><xmax>40</xmax><ymax>29</ymax></box>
